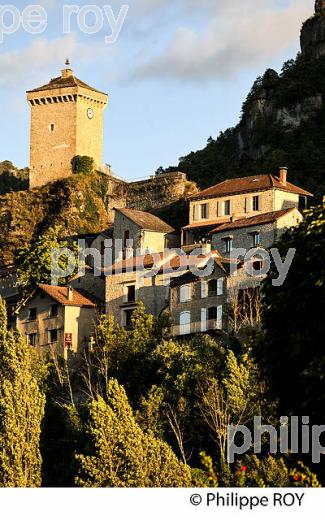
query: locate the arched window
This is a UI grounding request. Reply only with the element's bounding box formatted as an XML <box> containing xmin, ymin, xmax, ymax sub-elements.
<box><xmin>179</xmin><ymin>311</ymin><xmax>191</xmax><ymax>335</ymax></box>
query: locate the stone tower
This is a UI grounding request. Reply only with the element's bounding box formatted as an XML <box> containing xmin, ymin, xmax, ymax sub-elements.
<box><xmin>27</xmin><ymin>64</ymin><xmax>108</xmax><ymax>189</ymax></box>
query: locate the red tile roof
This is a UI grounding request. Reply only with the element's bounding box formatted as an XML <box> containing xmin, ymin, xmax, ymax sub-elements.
<box><xmin>38</xmin><ymin>285</ymin><xmax>99</xmax><ymax>308</ymax></box>
<box><xmin>115</xmin><ymin>208</ymin><xmax>174</xmax><ymax>233</ymax></box>
<box><xmin>27</xmin><ymin>74</ymin><xmax>107</xmax><ymax>96</ymax></box>
<box><xmin>190</xmin><ymin>174</ymin><xmax>313</xmax><ymax>200</ymax></box>
<box><xmin>209</xmin><ymin>208</ymin><xmax>297</xmax><ymax>234</ymax></box>
<box><xmin>107</xmin><ymin>250</ymin><xmax>222</xmax><ymax>276</ymax></box>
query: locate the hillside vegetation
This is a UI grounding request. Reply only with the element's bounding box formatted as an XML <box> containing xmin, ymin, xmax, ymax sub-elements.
<box><xmin>164</xmin><ymin>52</ymin><xmax>325</xmax><ymax>202</ymax></box>
<box><xmin>0</xmin><ymin>171</ymin><xmax>111</xmax><ymax>267</ymax></box>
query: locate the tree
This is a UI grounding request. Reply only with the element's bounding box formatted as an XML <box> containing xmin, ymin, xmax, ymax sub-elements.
<box><xmin>0</xmin><ymin>298</ymin><xmax>46</xmax><ymax>487</ymax></box>
<box><xmin>198</xmin><ymin>350</ymin><xmax>267</xmax><ymax>468</ymax></box>
<box><xmin>83</xmin><ymin>303</ymin><xmax>165</xmax><ymax>404</ymax></box>
<box><xmin>71</xmin><ymin>155</ymin><xmax>94</xmax><ymax>175</ymax></box>
<box><xmin>75</xmin><ymin>379</ymin><xmax>191</xmax><ymax>487</ymax></box>
<box><xmin>16</xmin><ymin>225</ymin><xmax>79</xmax><ymax>297</ymax></box>
<box><xmin>254</xmin><ymin>205</ymin><xmax>325</xmax><ymax>419</ymax></box>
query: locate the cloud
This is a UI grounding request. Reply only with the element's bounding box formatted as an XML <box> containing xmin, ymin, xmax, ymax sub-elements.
<box><xmin>0</xmin><ymin>34</ymin><xmax>108</xmax><ymax>89</ymax></box>
<box><xmin>131</xmin><ymin>0</ymin><xmax>314</xmax><ymax>81</ymax></box>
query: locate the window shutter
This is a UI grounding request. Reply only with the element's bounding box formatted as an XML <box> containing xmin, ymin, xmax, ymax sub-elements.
<box><xmin>193</xmin><ymin>205</ymin><xmax>198</xmax><ymax>221</ymax></box>
<box><xmin>180</xmin><ymin>311</ymin><xmax>191</xmax><ymax>335</ymax></box>
<box><xmin>217</xmin><ymin>305</ymin><xmax>223</xmax><ymax>330</ymax></box>
<box><xmin>201</xmin><ymin>281</ymin><xmax>208</xmax><ymax>298</ymax></box>
<box><xmin>180</xmin><ymin>285</ymin><xmax>191</xmax><ymax>303</ymax></box>
<box><xmin>201</xmin><ymin>308</ymin><xmax>207</xmax><ymax>332</ymax></box>
<box><xmin>217</xmin><ymin>278</ymin><xmax>224</xmax><ymax>296</ymax></box>
<box><xmin>206</xmin><ymin>204</ymin><xmax>210</xmax><ymax>219</ymax></box>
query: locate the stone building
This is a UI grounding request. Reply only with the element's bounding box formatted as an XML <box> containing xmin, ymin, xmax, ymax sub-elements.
<box><xmin>27</xmin><ymin>64</ymin><xmax>108</xmax><ymax>189</ymax></box>
<box><xmin>183</xmin><ymin>168</ymin><xmax>312</xmax><ymax>247</ymax></box>
<box><xmin>210</xmin><ymin>207</ymin><xmax>302</xmax><ymax>257</ymax></box>
<box><xmin>17</xmin><ymin>285</ymin><xmax>100</xmax><ymax>357</ymax></box>
<box><xmin>105</xmin><ymin>247</ymin><xmax>221</xmax><ymax>327</ymax></box>
<box><xmin>169</xmin><ymin>259</ymin><xmax>228</xmax><ymax>336</ymax></box>
<box><xmin>112</xmin><ymin>208</ymin><xmax>175</xmax><ymax>257</ymax></box>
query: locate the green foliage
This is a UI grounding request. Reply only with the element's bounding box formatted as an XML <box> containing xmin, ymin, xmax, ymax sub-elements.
<box><xmin>0</xmin><ymin>160</ymin><xmax>29</xmax><ymax>195</ymax></box>
<box><xmin>71</xmin><ymin>155</ymin><xmax>95</xmax><ymax>175</ymax></box>
<box><xmin>167</xmin><ymin>54</ymin><xmax>325</xmax><ymax>201</ymax></box>
<box><xmin>0</xmin><ymin>298</ymin><xmax>46</xmax><ymax>487</ymax></box>
<box><xmin>254</xmin><ymin>205</ymin><xmax>325</xmax><ymax>418</ymax></box>
<box><xmin>86</xmin><ymin>303</ymin><xmax>165</xmax><ymax>403</ymax></box>
<box><xmin>16</xmin><ymin>225</ymin><xmax>79</xmax><ymax>296</ymax></box>
<box><xmin>75</xmin><ymin>379</ymin><xmax>192</xmax><ymax>487</ymax></box>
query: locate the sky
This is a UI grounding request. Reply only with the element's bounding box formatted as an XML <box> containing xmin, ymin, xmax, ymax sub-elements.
<box><xmin>0</xmin><ymin>0</ymin><xmax>315</xmax><ymax>181</ymax></box>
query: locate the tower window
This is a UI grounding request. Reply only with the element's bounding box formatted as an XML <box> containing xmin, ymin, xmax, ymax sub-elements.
<box><xmin>50</xmin><ymin>124</ymin><xmax>55</xmax><ymax>132</ymax></box>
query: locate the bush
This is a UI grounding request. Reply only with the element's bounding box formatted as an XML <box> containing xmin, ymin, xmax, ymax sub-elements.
<box><xmin>71</xmin><ymin>156</ymin><xmax>94</xmax><ymax>175</ymax></box>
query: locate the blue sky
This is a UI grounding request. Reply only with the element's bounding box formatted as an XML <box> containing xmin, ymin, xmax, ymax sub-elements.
<box><xmin>0</xmin><ymin>0</ymin><xmax>314</xmax><ymax>181</ymax></box>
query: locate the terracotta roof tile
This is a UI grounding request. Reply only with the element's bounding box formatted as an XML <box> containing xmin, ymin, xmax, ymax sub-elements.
<box><xmin>209</xmin><ymin>208</ymin><xmax>297</xmax><ymax>234</ymax></box>
<box><xmin>27</xmin><ymin>74</ymin><xmax>107</xmax><ymax>96</ymax></box>
<box><xmin>38</xmin><ymin>284</ymin><xmax>99</xmax><ymax>307</ymax></box>
<box><xmin>115</xmin><ymin>208</ymin><xmax>174</xmax><ymax>233</ymax></box>
<box><xmin>190</xmin><ymin>174</ymin><xmax>313</xmax><ymax>200</ymax></box>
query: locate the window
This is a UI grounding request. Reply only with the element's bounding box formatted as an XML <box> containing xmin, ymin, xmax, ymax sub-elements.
<box><xmin>179</xmin><ymin>311</ymin><xmax>191</xmax><ymax>335</ymax></box>
<box><xmin>200</xmin><ymin>203</ymin><xmax>208</xmax><ymax>220</ymax></box>
<box><xmin>127</xmin><ymin>285</ymin><xmax>136</xmax><ymax>303</ymax></box>
<box><xmin>27</xmin><ymin>333</ymin><xmax>37</xmax><ymax>346</ymax></box>
<box><xmin>223</xmin><ymin>237</ymin><xmax>233</xmax><ymax>254</ymax></box>
<box><xmin>252</xmin><ymin>259</ymin><xmax>264</xmax><ymax>271</ymax></box>
<box><xmin>50</xmin><ymin>124</ymin><xmax>55</xmax><ymax>132</ymax></box>
<box><xmin>124</xmin><ymin>309</ymin><xmax>134</xmax><ymax>328</ymax></box>
<box><xmin>201</xmin><ymin>281</ymin><xmax>208</xmax><ymax>299</ymax></box>
<box><xmin>49</xmin><ymin>303</ymin><xmax>58</xmax><ymax>317</ymax></box>
<box><xmin>28</xmin><ymin>308</ymin><xmax>37</xmax><ymax>321</ymax></box>
<box><xmin>201</xmin><ymin>309</ymin><xmax>207</xmax><ymax>332</ymax></box>
<box><xmin>48</xmin><ymin>329</ymin><xmax>58</xmax><ymax>344</ymax></box>
<box><xmin>251</xmin><ymin>232</ymin><xmax>260</xmax><ymax>247</ymax></box>
<box><xmin>252</xmin><ymin>196</ymin><xmax>260</xmax><ymax>211</ymax></box>
<box><xmin>180</xmin><ymin>285</ymin><xmax>191</xmax><ymax>303</ymax></box>
<box><xmin>208</xmin><ymin>307</ymin><xmax>217</xmax><ymax>320</ymax></box>
<box><xmin>224</xmin><ymin>200</ymin><xmax>231</xmax><ymax>216</ymax></box>
<box><xmin>208</xmin><ymin>305</ymin><xmax>223</xmax><ymax>329</ymax></box>
<box><xmin>124</xmin><ymin>230</ymin><xmax>130</xmax><ymax>249</ymax></box>
<box><xmin>244</xmin><ymin>197</ymin><xmax>248</xmax><ymax>213</ymax></box>
<box><xmin>208</xmin><ymin>279</ymin><xmax>218</xmax><ymax>296</ymax></box>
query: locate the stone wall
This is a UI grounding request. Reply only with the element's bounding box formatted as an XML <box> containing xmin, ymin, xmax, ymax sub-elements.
<box><xmin>105</xmin><ymin>270</ymin><xmax>169</xmax><ymax>325</ymax></box>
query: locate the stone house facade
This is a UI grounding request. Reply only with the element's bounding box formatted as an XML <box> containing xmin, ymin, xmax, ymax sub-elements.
<box><xmin>169</xmin><ymin>260</ymin><xmax>227</xmax><ymax>336</ymax></box>
<box><xmin>211</xmin><ymin>207</ymin><xmax>302</xmax><ymax>257</ymax></box>
<box><xmin>113</xmin><ymin>208</ymin><xmax>175</xmax><ymax>257</ymax></box>
<box><xmin>105</xmin><ymin>248</ymin><xmax>222</xmax><ymax>327</ymax></box>
<box><xmin>183</xmin><ymin>168</ymin><xmax>312</xmax><ymax>246</ymax></box>
<box><xmin>16</xmin><ymin>285</ymin><xmax>100</xmax><ymax>357</ymax></box>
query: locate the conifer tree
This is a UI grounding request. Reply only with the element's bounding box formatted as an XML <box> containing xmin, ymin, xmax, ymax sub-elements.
<box><xmin>76</xmin><ymin>379</ymin><xmax>192</xmax><ymax>487</ymax></box>
<box><xmin>0</xmin><ymin>298</ymin><xmax>46</xmax><ymax>487</ymax></box>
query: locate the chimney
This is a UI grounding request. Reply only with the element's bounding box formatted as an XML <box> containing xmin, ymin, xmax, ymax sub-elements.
<box><xmin>67</xmin><ymin>286</ymin><xmax>73</xmax><ymax>302</ymax></box>
<box><xmin>279</xmin><ymin>167</ymin><xmax>288</xmax><ymax>186</ymax></box>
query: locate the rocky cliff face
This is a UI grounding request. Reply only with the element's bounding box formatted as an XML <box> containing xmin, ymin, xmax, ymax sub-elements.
<box><xmin>301</xmin><ymin>12</ymin><xmax>325</xmax><ymax>59</ymax></box>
